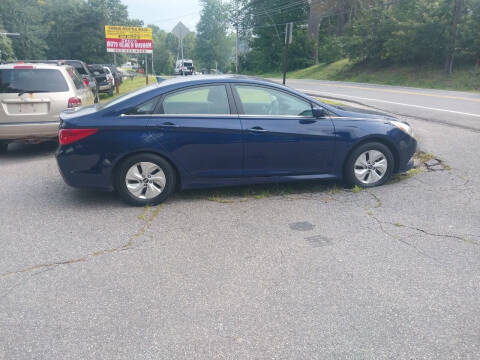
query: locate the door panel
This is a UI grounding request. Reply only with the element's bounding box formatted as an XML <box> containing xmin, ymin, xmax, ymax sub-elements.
<box><xmin>147</xmin><ymin>84</ymin><xmax>243</xmax><ymax>178</ymax></box>
<box><xmin>233</xmin><ymin>84</ymin><xmax>335</xmax><ymax>176</ymax></box>
<box><xmin>241</xmin><ymin>117</ymin><xmax>335</xmax><ymax>176</ymax></box>
<box><xmin>149</xmin><ymin>115</ymin><xmax>243</xmax><ymax>178</ymax></box>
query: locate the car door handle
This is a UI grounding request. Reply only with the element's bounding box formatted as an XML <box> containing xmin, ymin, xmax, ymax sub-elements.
<box><xmin>160</xmin><ymin>122</ymin><xmax>178</xmax><ymax>127</ymax></box>
<box><xmin>248</xmin><ymin>126</ymin><xmax>267</xmax><ymax>133</ymax></box>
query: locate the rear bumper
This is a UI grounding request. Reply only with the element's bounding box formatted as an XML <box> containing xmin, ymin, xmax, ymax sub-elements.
<box><xmin>98</xmin><ymin>84</ymin><xmax>111</xmax><ymax>91</ymax></box>
<box><xmin>56</xmin><ymin>146</ymin><xmax>114</xmax><ymax>191</ymax></box>
<box><xmin>0</xmin><ymin>121</ymin><xmax>59</xmax><ymax>141</ymax></box>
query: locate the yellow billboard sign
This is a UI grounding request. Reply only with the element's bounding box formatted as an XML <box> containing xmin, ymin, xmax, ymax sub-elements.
<box><xmin>105</xmin><ymin>26</ymin><xmax>152</xmax><ymax>40</ymax></box>
<box><xmin>105</xmin><ymin>26</ymin><xmax>153</xmax><ymax>53</ymax></box>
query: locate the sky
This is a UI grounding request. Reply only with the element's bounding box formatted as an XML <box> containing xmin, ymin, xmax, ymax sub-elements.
<box><xmin>122</xmin><ymin>0</ymin><xmax>202</xmax><ymax>32</ymax></box>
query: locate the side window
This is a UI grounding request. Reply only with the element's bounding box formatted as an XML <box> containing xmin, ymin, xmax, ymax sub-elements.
<box><xmin>67</xmin><ymin>68</ymin><xmax>85</xmax><ymax>90</ymax></box>
<box><xmin>235</xmin><ymin>85</ymin><xmax>313</xmax><ymax>117</ymax></box>
<box><xmin>162</xmin><ymin>85</ymin><xmax>230</xmax><ymax>115</ymax></box>
<box><xmin>126</xmin><ymin>97</ymin><xmax>159</xmax><ymax>115</ymax></box>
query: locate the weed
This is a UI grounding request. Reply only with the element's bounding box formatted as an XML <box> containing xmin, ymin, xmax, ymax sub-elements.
<box><xmin>351</xmin><ymin>185</ymin><xmax>363</xmax><ymax>193</ymax></box>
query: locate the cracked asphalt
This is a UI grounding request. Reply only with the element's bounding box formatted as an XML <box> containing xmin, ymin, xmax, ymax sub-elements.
<box><xmin>1</xmin><ymin>108</ymin><xmax>479</xmax><ymax>358</ymax></box>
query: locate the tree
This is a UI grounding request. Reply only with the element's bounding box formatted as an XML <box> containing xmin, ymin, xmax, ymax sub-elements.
<box><xmin>195</xmin><ymin>0</ymin><xmax>232</xmax><ymax>72</ymax></box>
<box><xmin>0</xmin><ymin>20</ymin><xmax>16</xmax><ymax>61</ymax></box>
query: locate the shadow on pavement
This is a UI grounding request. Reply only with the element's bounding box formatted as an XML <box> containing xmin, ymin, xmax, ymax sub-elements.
<box><xmin>0</xmin><ymin>141</ymin><xmax>58</xmax><ymax>162</ymax></box>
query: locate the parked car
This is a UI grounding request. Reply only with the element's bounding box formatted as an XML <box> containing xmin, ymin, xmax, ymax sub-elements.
<box><xmin>56</xmin><ymin>75</ymin><xmax>416</xmax><ymax>206</ymax></box>
<box><xmin>0</xmin><ymin>62</ymin><xmax>94</xmax><ymax>152</ymax></box>
<box><xmin>63</xmin><ymin>60</ymin><xmax>99</xmax><ymax>103</ymax></box>
<box><xmin>103</xmin><ymin>66</ymin><xmax>115</xmax><ymax>88</ymax></box>
<box><xmin>88</xmin><ymin>64</ymin><xmax>113</xmax><ymax>97</ymax></box>
<box><xmin>103</xmin><ymin>64</ymin><xmax>123</xmax><ymax>85</ymax></box>
<box><xmin>17</xmin><ymin>60</ymin><xmax>99</xmax><ymax>103</ymax></box>
<box><xmin>174</xmin><ymin>59</ymin><xmax>194</xmax><ymax>75</ymax></box>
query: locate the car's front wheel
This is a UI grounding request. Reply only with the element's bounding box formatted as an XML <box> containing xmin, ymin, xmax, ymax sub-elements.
<box><xmin>115</xmin><ymin>154</ymin><xmax>176</xmax><ymax>206</ymax></box>
<box><xmin>345</xmin><ymin>142</ymin><xmax>394</xmax><ymax>188</ymax></box>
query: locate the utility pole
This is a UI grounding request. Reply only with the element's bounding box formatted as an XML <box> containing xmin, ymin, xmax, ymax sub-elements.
<box><xmin>233</xmin><ymin>0</ymin><xmax>239</xmax><ymax>73</ymax></box>
<box><xmin>235</xmin><ymin>22</ymin><xmax>239</xmax><ymax>73</ymax></box>
<box><xmin>180</xmin><ymin>37</ymin><xmax>184</xmax><ymax>75</ymax></box>
<box><xmin>282</xmin><ymin>22</ymin><xmax>293</xmax><ymax>85</ymax></box>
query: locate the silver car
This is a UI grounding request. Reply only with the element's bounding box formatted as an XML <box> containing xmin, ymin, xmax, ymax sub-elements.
<box><xmin>0</xmin><ymin>62</ymin><xmax>94</xmax><ymax>152</ymax></box>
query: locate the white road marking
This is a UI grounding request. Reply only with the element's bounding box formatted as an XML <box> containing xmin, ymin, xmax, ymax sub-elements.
<box><xmin>298</xmin><ymin>89</ymin><xmax>480</xmax><ymax>118</ymax></box>
<box><xmin>294</xmin><ymin>82</ymin><xmax>480</xmax><ymax>102</ymax></box>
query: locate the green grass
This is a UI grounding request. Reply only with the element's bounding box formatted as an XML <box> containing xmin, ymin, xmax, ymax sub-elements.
<box><xmin>261</xmin><ymin>59</ymin><xmax>480</xmax><ymax>92</ymax></box>
<box><xmin>99</xmin><ymin>75</ymin><xmax>157</xmax><ymax>103</ymax></box>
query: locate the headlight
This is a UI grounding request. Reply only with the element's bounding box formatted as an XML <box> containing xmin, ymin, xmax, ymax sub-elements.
<box><xmin>390</xmin><ymin>120</ymin><xmax>413</xmax><ymax>137</ymax></box>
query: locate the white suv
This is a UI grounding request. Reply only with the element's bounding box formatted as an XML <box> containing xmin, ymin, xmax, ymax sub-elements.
<box><xmin>0</xmin><ymin>62</ymin><xmax>94</xmax><ymax>152</ymax></box>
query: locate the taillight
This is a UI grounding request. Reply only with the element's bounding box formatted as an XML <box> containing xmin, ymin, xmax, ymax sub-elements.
<box><xmin>68</xmin><ymin>97</ymin><xmax>82</xmax><ymax>108</ymax></box>
<box><xmin>83</xmin><ymin>78</ymin><xmax>89</xmax><ymax>87</ymax></box>
<box><xmin>59</xmin><ymin>129</ymin><xmax>98</xmax><ymax>145</ymax></box>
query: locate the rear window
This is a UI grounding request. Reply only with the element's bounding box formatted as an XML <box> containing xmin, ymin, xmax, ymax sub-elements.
<box><xmin>0</xmin><ymin>69</ymin><xmax>69</xmax><ymax>93</ymax></box>
<box><xmin>89</xmin><ymin>67</ymin><xmax>105</xmax><ymax>76</ymax></box>
<box><xmin>71</xmin><ymin>64</ymin><xmax>87</xmax><ymax>75</ymax></box>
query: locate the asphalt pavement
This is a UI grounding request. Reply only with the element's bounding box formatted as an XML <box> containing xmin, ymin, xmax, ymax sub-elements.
<box><xmin>1</xmin><ymin>83</ymin><xmax>479</xmax><ymax>359</ymax></box>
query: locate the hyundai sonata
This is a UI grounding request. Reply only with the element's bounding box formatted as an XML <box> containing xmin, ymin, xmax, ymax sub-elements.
<box><xmin>56</xmin><ymin>75</ymin><xmax>416</xmax><ymax>206</ymax></box>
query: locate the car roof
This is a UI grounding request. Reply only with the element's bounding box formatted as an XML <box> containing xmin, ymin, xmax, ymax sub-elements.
<box><xmin>156</xmin><ymin>75</ymin><xmax>278</xmax><ymax>89</ymax></box>
<box><xmin>0</xmin><ymin>62</ymin><xmax>71</xmax><ymax>70</ymax></box>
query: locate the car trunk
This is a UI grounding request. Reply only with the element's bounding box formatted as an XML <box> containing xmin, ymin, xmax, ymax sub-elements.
<box><xmin>0</xmin><ymin>68</ymin><xmax>70</xmax><ymax>124</ymax></box>
<box><xmin>0</xmin><ymin>93</ymin><xmax>71</xmax><ymax>124</ymax></box>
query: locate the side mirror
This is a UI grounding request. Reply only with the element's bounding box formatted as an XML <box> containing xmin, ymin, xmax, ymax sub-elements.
<box><xmin>312</xmin><ymin>107</ymin><xmax>328</xmax><ymax>118</ymax></box>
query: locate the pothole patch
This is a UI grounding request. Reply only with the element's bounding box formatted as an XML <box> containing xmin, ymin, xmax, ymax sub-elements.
<box><xmin>289</xmin><ymin>221</ymin><xmax>315</xmax><ymax>231</ymax></box>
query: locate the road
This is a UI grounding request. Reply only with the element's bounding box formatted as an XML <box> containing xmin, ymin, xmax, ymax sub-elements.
<box><xmin>278</xmin><ymin>78</ymin><xmax>480</xmax><ymax>131</ymax></box>
<box><xmin>1</xmin><ymin>83</ymin><xmax>480</xmax><ymax>359</ymax></box>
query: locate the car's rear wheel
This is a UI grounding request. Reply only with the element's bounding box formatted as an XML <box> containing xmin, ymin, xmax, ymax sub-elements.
<box><xmin>345</xmin><ymin>142</ymin><xmax>394</xmax><ymax>188</ymax></box>
<box><xmin>0</xmin><ymin>141</ymin><xmax>8</xmax><ymax>154</ymax></box>
<box><xmin>115</xmin><ymin>153</ymin><xmax>176</xmax><ymax>206</ymax></box>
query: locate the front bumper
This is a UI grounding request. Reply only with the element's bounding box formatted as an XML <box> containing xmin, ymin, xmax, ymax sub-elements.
<box><xmin>396</xmin><ymin>136</ymin><xmax>417</xmax><ymax>173</ymax></box>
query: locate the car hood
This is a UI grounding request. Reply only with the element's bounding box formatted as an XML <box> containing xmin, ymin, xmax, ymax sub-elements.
<box><xmin>328</xmin><ymin>105</ymin><xmax>398</xmax><ymax>121</ymax></box>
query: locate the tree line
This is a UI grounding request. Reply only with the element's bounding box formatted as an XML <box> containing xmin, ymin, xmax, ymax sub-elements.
<box><xmin>227</xmin><ymin>0</ymin><xmax>480</xmax><ymax>74</ymax></box>
<box><xmin>1</xmin><ymin>0</ymin><xmax>478</xmax><ymax>76</ymax></box>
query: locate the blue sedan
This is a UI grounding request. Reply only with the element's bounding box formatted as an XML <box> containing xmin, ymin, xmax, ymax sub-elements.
<box><xmin>56</xmin><ymin>75</ymin><xmax>417</xmax><ymax>206</ymax></box>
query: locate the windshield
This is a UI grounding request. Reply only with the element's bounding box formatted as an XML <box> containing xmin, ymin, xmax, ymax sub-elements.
<box><xmin>0</xmin><ymin>69</ymin><xmax>69</xmax><ymax>93</ymax></box>
<box><xmin>100</xmin><ymin>83</ymin><xmax>160</xmax><ymax>109</ymax></box>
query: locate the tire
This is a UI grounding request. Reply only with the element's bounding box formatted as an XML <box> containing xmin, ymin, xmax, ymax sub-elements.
<box><xmin>344</xmin><ymin>142</ymin><xmax>394</xmax><ymax>188</ymax></box>
<box><xmin>94</xmin><ymin>91</ymin><xmax>100</xmax><ymax>103</ymax></box>
<box><xmin>0</xmin><ymin>141</ymin><xmax>8</xmax><ymax>154</ymax></box>
<box><xmin>115</xmin><ymin>153</ymin><xmax>176</xmax><ymax>206</ymax></box>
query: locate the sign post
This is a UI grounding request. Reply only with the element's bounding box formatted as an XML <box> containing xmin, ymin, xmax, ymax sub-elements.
<box><xmin>172</xmin><ymin>22</ymin><xmax>190</xmax><ymax>76</ymax></box>
<box><xmin>105</xmin><ymin>26</ymin><xmax>153</xmax><ymax>85</ymax></box>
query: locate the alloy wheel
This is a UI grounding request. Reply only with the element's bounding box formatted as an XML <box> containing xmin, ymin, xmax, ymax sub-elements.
<box><xmin>125</xmin><ymin>162</ymin><xmax>166</xmax><ymax>199</ymax></box>
<box><xmin>354</xmin><ymin>150</ymin><xmax>388</xmax><ymax>184</ymax></box>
